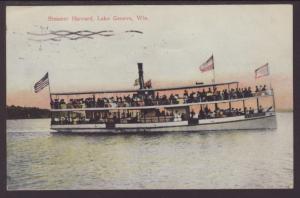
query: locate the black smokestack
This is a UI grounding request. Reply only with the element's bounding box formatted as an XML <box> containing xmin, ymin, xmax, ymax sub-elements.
<box><xmin>137</xmin><ymin>63</ymin><xmax>145</xmax><ymax>89</ymax></box>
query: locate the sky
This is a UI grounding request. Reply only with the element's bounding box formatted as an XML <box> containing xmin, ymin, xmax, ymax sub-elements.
<box><xmin>6</xmin><ymin>5</ymin><xmax>293</xmax><ymax>110</ymax></box>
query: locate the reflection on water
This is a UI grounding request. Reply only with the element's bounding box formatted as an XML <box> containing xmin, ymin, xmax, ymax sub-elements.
<box><xmin>7</xmin><ymin>113</ymin><xmax>293</xmax><ymax>189</ymax></box>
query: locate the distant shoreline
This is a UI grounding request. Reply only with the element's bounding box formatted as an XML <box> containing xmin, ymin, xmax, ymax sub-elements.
<box><xmin>7</xmin><ymin>117</ymin><xmax>51</xmax><ymax>120</ymax></box>
<box><xmin>7</xmin><ymin>106</ymin><xmax>50</xmax><ymax>120</ymax></box>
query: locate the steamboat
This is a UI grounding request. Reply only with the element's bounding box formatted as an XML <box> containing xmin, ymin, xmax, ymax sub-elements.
<box><xmin>49</xmin><ymin>63</ymin><xmax>277</xmax><ymax>133</ymax></box>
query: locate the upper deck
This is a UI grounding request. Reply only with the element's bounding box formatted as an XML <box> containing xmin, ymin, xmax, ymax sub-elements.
<box><xmin>50</xmin><ymin>93</ymin><xmax>273</xmax><ymax>112</ymax></box>
<box><xmin>50</xmin><ymin>82</ymin><xmax>273</xmax><ymax>112</ymax></box>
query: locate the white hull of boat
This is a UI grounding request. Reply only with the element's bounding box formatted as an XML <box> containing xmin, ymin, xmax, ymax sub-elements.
<box><xmin>51</xmin><ymin>113</ymin><xmax>277</xmax><ymax>134</ymax></box>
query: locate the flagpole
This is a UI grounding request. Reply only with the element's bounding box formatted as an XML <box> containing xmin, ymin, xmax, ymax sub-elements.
<box><xmin>47</xmin><ymin>72</ymin><xmax>53</xmax><ymax>124</ymax></box>
<box><xmin>47</xmin><ymin>72</ymin><xmax>52</xmax><ymax>108</ymax></box>
<box><xmin>213</xmin><ymin>67</ymin><xmax>216</xmax><ymax>84</ymax></box>
<box><xmin>268</xmin><ymin>65</ymin><xmax>272</xmax><ymax>90</ymax></box>
<box><xmin>212</xmin><ymin>54</ymin><xmax>216</xmax><ymax>84</ymax></box>
<box><xmin>268</xmin><ymin>69</ymin><xmax>276</xmax><ymax>111</ymax></box>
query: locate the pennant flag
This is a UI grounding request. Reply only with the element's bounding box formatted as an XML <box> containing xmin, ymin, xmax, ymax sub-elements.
<box><xmin>133</xmin><ymin>79</ymin><xmax>139</xmax><ymax>86</ymax></box>
<box><xmin>255</xmin><ymin>63</ymin><xmax>269</xmax><ymax>79</ymax></box>
<box><xmin>34</xmin><ymin>72</ymin><xmax>49</xmax><ymax>93</ymax></box>
<box><xmin>199</xmin><ymin>55</ymin><xmax>214</xmax><ymax>72</ymax></box>
<box><xmin>145</xmin><ymin>79</ymin><xmax>152</xmax><ymax>88</ymax></box>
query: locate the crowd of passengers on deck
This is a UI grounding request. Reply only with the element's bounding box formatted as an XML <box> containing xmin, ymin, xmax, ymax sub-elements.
<box><xmin>51</xmin><ymin>85</ymin><xmax>270</xmax><ymax>109</ymax></box>
<box><xmin>191</xmin><ymin>105</ymin><xmax>266</xmax><ymax>120</ymax></box>
<box><xmin>51</xmin><ymin>104</ymin><xmax>268</xmax><ymax>125</ymax></box>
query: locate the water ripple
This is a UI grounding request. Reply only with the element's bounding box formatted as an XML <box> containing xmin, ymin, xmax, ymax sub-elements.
<box><xmin>6</xmin><ymin>113</ymin><xmax>293</xmax><ymax>189</ymax></box>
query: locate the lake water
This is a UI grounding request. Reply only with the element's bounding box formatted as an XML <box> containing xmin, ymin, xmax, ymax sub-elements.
<box><xmin>7</xmin><ymin>112</ymin><xmax>293</xmax><ymax>190</ymax></box>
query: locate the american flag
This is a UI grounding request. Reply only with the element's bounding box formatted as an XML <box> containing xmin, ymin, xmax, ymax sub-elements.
<box><xmin>34</xmin><ymin>72</ymin><xmax>49</xmax><ymax>93</ymax></box>
<box><xmin>199</xmin><ymin>55</ymin><xmax>214</xmax><ymax>72</ymax></box>
<box><xmin>255</xmin><ymin>63</ymin><xmax>269</xmax><ymax>79</ymax></box>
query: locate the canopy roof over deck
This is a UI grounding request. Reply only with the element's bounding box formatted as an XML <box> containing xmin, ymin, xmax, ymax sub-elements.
<box><xmin>50</xmin><ymin>81</ymin><xmax>239</xmax><ymax>96</ymax></box>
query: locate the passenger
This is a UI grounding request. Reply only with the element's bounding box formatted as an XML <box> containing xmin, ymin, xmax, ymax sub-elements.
<box><xmin>258</xmin><ymin>105</ymin><xmax>264</xmax><ymax>113</ymax></box>
<box><xmin>189</xmin><ymin>92</ymin><xmax>196</xmax><ymax>103</ymax></box>
<box><xmin>201</xmin><ymin>89</ymin><xmax>207</xmax><ymax>101</ymax></box>
<box><xmin>113</xmin><ymin>113</ymin><xmax>118</xmax><ymax>123</ymax></box>
<box><xmin>235</xmin><ymin>108</ymin><xmax>240</xmax><ymax>115</ymax></box>
<box><xmin>50</xmin><ymin>99</ymin><xmax>54</xmax><ymax>109</ymax></box>
<box><xmin>232</xmin><ymin>89</ymin><xmax>237</xmax><ymax>99</ymax></box>
<box><xmin>244</xmin><ymin>107</ymin><xmax>248</xmax><ymax>115</ymax></box>
<box><xmin>204</xmin><ymin>105</ymin><xmax>209</xmax><ymax>115</ymax></box>
<box><xmin>208</xmin><ymin>87</ymin><xmax>212</xmax><ymax>94</ymax></box>
<box><xmin>230</xmin><ymin>108</ymin><xmax>235</xmax><ymax>116</ymax></box>
<box><xmin>174</xmin><ymin>94</ymin><xmax>179</xmax><ymax>104</ymax></box>
<box><xmin>174</xmin><ymin>110</ymin><xmax>180</xmax><ymax>121</ymax></box>
<box><xmin>247</xmin><ymin>87</ymin><xmax>253</xmax><ymax>97</ymax></box>
<box><xmin>242</xmin><ymin>88</ymin><xmax>248</xmax><ymax>97</ymax></box>
<box><xmin>184</xmin><ymin>90</ymin><xmax>189</xmax><ymax>97</ymax></box>
<box><xmin>183</xmin><ymin>94</ymin><xmax>188</xmax><ymax>104</ymax></box>
<box><xmin>181</xmin><ymin>113</ymin><xmax>186</xmax><ymax>121</ymax></box>
<box><xmin>155</xmin><ymin>109</ymin><xmax>160</xmax><ymax>117</ymax></box>
<box><xmin>209</xmin><ymin>110</ymin><xmax>215</xmax><ymax>118</ymax></box>
<box><xmin>237</xmin><ymin>108</ymin><xmax>242</xmax><ymax>115</ymax></box>
<box><xmin>213</xmin><ymin>87</ymin><xmax>217</xmax><ymax>94</ymax></box>
<box><xmin>249</xmin><ymin>107</ymin><xmax>254</xmax><ymax>114</ymax></box>
<box><xmin>191</xmin><ymin>109</ymin><xmax>195</xmax><ymax>118</ymax></box>
<box><xmin>156</xmin><ymin>92</ymin><xmax>159</xmax><ymax>102</ymax></box>
<box><xmin>237</xmin><ymin>88</ymin><xmax>243</xmax><ymax>98</ymax></box>
<box><xmin>169</xmin><ymin>94</ymin><xmax>175</xmax><ymax>104</ymax></box>
<box><xmin>219</xmin><ymin>110</ymin><xmax>224</xmax><ymax>118</ymax></box>
<box><xmin>60</xmin><ymin>99</ymin><xmax>67</xmax><ymax>109</ymax></box>
<box><xmin>207</xmin><ymin>88</ymin><xmax>213</xmax><ymax>101</ymax></box>
<box><xmin>223</xmin><ymin>89</ymin><xmax>229</xmax><ymax>100</ymax></box>
<box><xmin>198</xmin><ymin>107</ymin><xmax>205</xmax><ymax>119</ymax></box>
<box><xmin>196</xmin><ymin>91</ymin><xmax>201</xmax><ymax>102</ymax></box>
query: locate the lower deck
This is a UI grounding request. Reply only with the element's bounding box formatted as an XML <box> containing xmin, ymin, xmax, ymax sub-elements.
<box><xmin>51</xmin><ymin>112</ymin><xmax>277</xmax><ymax>133</ymax></box>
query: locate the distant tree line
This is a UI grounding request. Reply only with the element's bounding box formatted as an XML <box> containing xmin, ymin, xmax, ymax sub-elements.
<box><xmin>7</xmin><ymin>105</ymin><xmax>50</xmax><ymax>119</ymax></box>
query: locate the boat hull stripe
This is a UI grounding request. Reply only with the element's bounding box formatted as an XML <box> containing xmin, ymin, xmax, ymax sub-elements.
<box><xmin>51</xmin><ymin>115</ymin><xmax>276</xmax><ymax>131</ymax></box>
